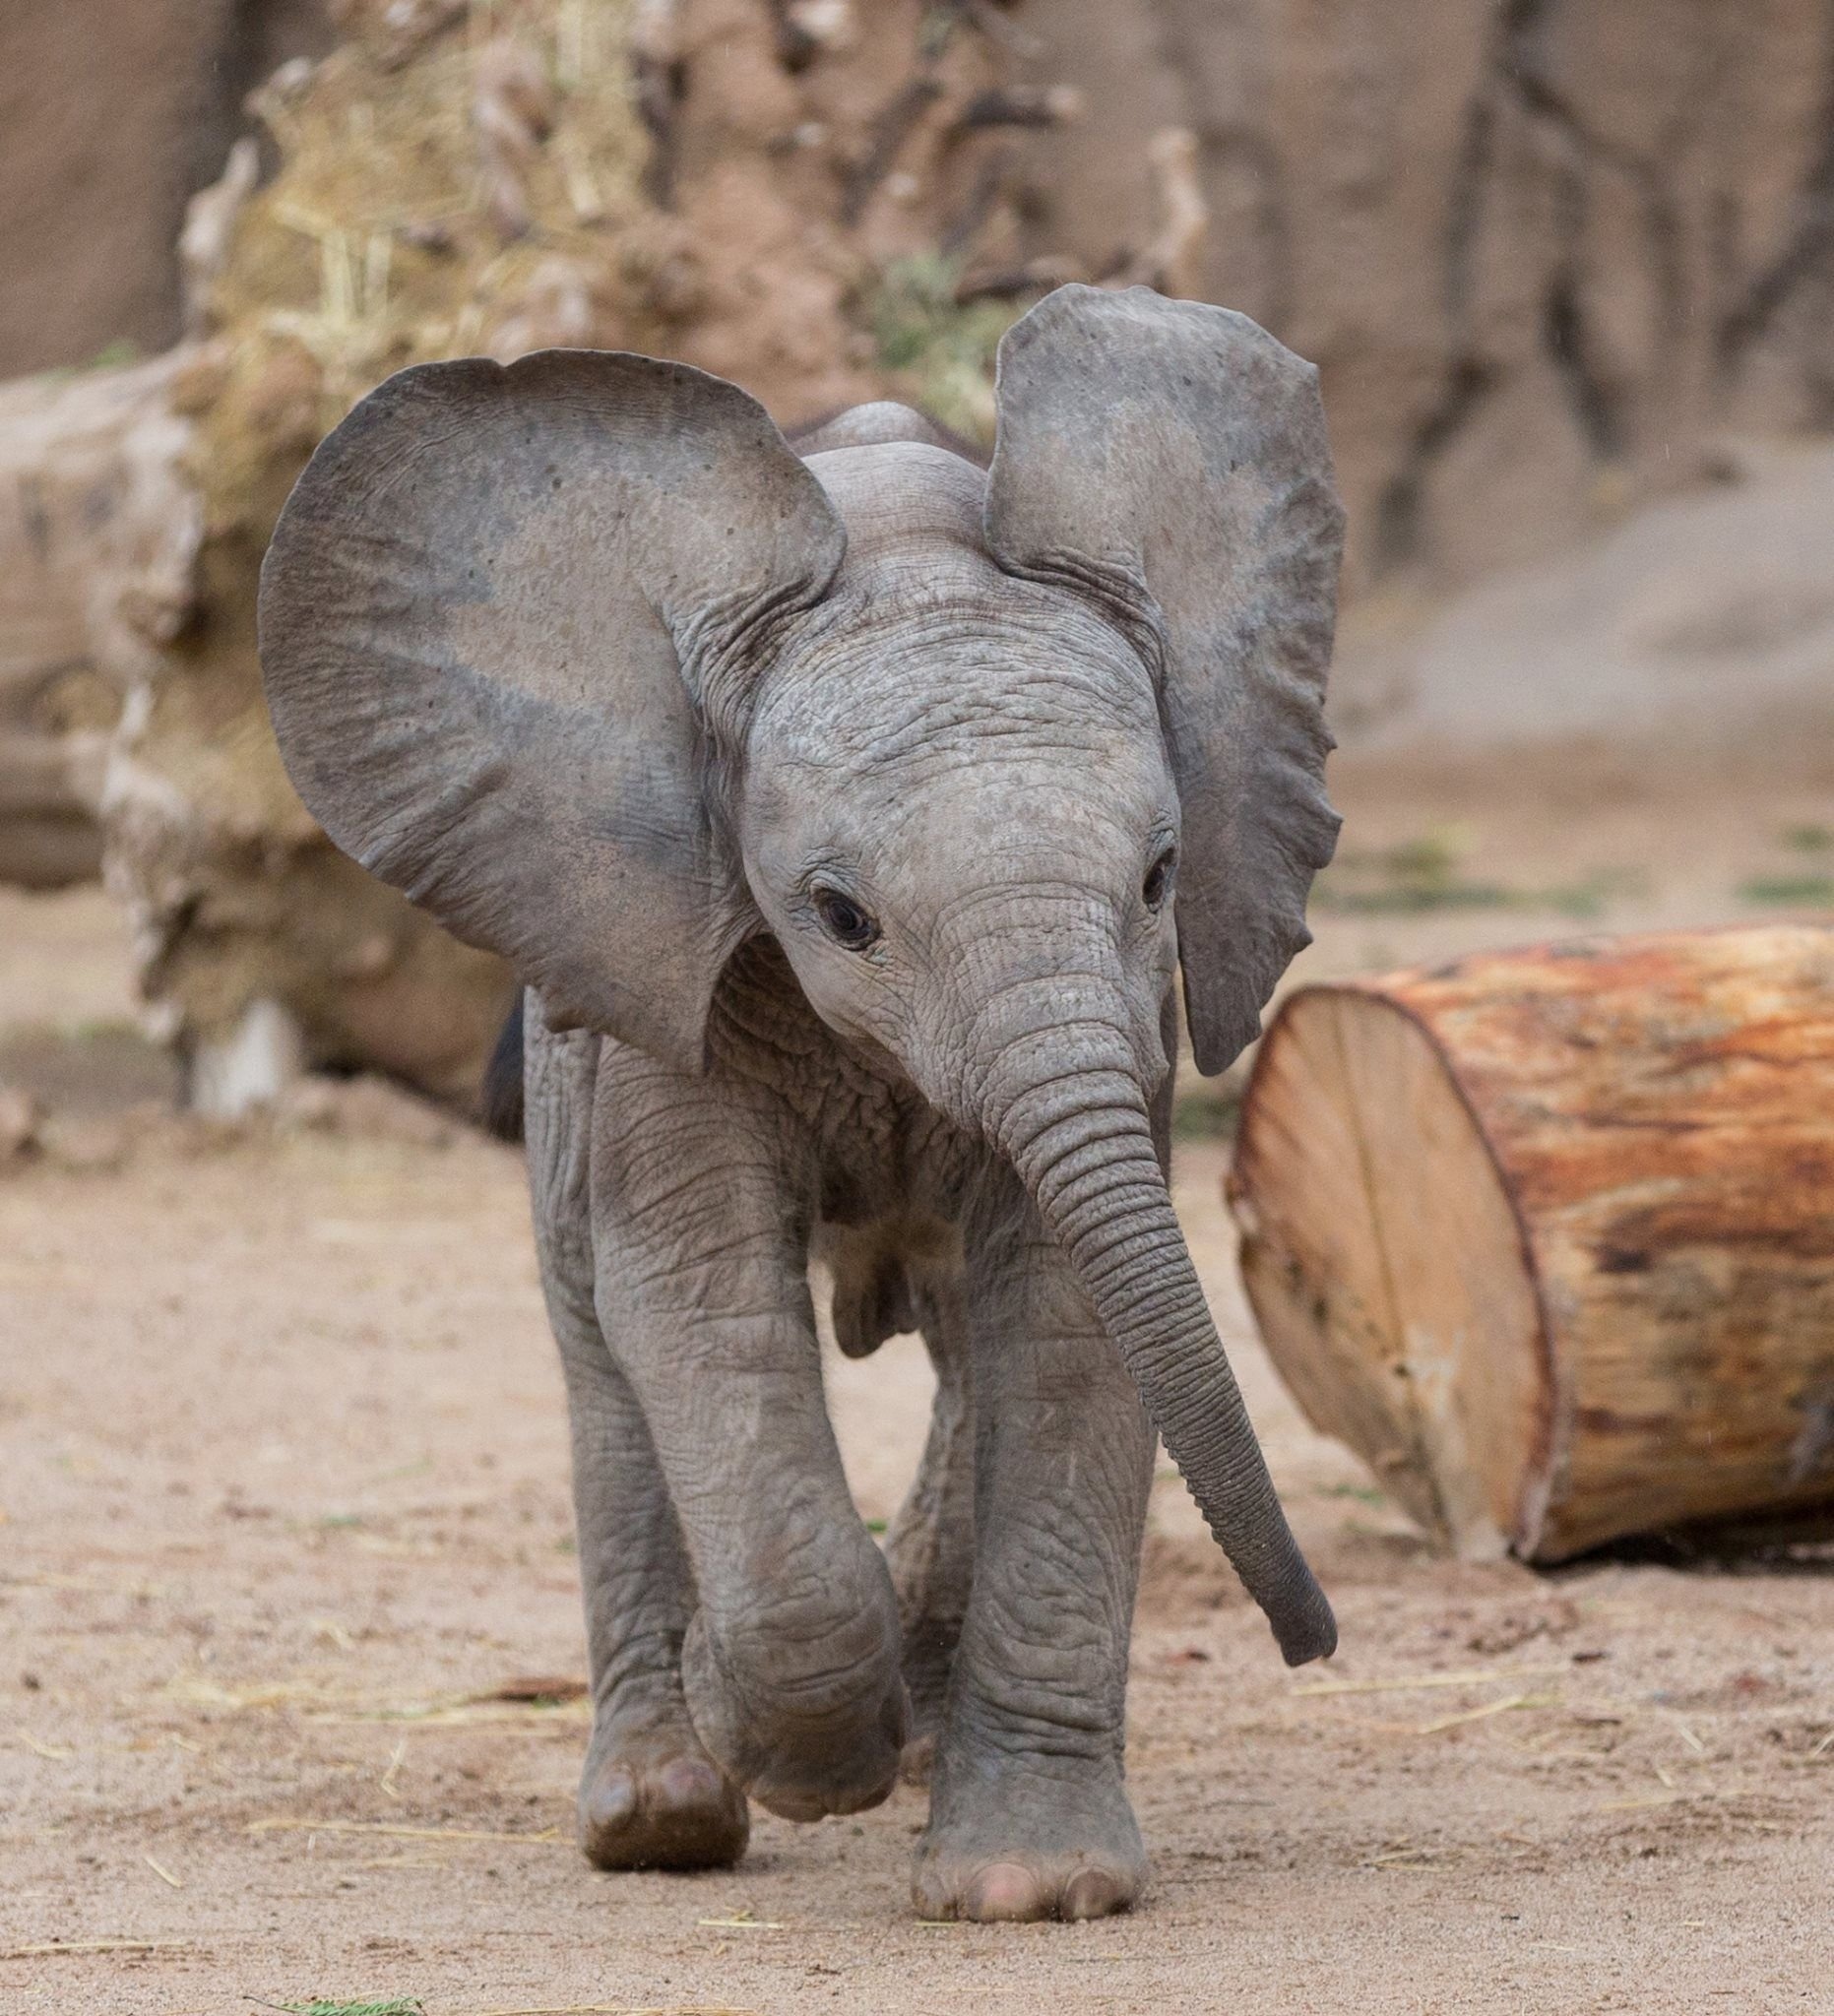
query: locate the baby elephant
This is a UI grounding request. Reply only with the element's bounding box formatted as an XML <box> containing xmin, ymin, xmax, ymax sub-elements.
<box><xmin>258</xmin><ymin>284</ymin><xmax>1342</xmax><ymax>1922</ymax></box>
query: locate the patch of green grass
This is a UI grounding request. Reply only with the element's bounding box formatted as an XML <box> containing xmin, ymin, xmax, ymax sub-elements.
<box><xmin>1315</xmin><ymin>830</ymin><xmax>1642</xmax><ymax>919</ymax></box>
<box><xmin>1314</xmin><ymin>827</ymin><xmax>1507</xmax><ymax>915</ymax></box>
<box><xmin>1381</xmin><ymin>832</ymin><xmax>1464</xmax><ymax>883</ymax></box>
<box><xmin>35</xmin><ymin>339</ymin><xmax>143</xmax><ymax>385</ymax></box>
<box><xmin>59</xmin><ymin>1016</ymin><xmax>142</xmax><ymax>1043</ymax></box>
<box><xmin>1316</xmin><ymin>1481</ymin><xmax>1388</xmax><ymax>1506</ymax></box>
<box><xmin>865</xmin><ymin>254</ymin><xmax>1024</xmax><ymax>444</ymax></box>
<box><xmin>864</xmin><ymin>1517</ymin><xmax>888</xmax><ymax>1535</ymax></box>
<box><xmin>1172</xmin><ymin>1079</ymin><xmax>1242</xmax><ymax>1142</ymax></box>
<box><xmin>1782</xmin><ymin>823</ymin><xmax>1833</xmax><ymax>854</ymax></box>
<box><xmin>1313</xmin><ymin>878</ymin><xmax>1513</xmax><ymax>916</ymax></box>
<box><xmin>271</xmin><ymin>2000</ymin><xmax>425</xmax><ymax>2016</ymax></box>
<box><xmin>1738</xmin><ymin>874</ymin><xmax>1834</xmax><ymax>908</ymax></box>
<box><xmin>1537</xmin><ymin>868</ymin><xmax>1648</xmax><ymax>919</ymax></box>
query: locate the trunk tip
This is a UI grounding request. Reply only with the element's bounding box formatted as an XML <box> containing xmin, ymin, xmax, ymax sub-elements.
<box><xmin>1272</xmin><ymin>1582</ymin><xmax>1337</xmax><ymax>1667</ymax></box>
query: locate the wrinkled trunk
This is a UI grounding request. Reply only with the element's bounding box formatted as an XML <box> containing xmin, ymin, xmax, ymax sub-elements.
<box><xmin>985</xmin><ymin>1034</ymin><xmax>1336</xmax><ymax>1667</ymax></box>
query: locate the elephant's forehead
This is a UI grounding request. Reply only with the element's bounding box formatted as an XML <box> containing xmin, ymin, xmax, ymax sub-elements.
<box><xmin>803</xmin><ymin>439</ymin><xmax>997</xmax><ymax>594</ymax></box>
<box><xmin>768</xmin><ymin>588</ymin><xmax>1156</xmax><ymax>750</ymax></box>
<box><xmin>762</xmin><ymin>438</ymin><xmax>1159</xmax><ymax>759</ymax></box>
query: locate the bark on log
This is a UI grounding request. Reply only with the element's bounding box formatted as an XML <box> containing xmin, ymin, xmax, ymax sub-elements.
<box><xmin>0</xmin><ymin>353</ymin><xmax>199</xmax><ymax>887</ymax></box>
<box><xmin>1228</xmin><ymin>925</ymin><xmax>1834</xmax><ymax>1561</ymax></box>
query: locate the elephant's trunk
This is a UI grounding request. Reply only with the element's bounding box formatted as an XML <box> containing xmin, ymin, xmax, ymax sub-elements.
<box><xmin>981</xmin><ymin>1026</ymin><xmax>1336</xmax><ymax>1667</ymax></box>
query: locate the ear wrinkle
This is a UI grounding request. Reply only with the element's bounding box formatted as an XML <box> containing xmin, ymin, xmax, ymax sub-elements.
<box><xmin>985</xmin><ymin>540</ymin><xmax>1170</xmax><ymax>690</ymax></box>
<box><xmin>681</xmin><ymin>619</ymin><xmax>787</xmax><ymax>1045</ymax></box>
<box><xmin>683</xmin><ymin>581</ymin><xmax>823</xmax><ymax>1008</ymax></box>
<box><xmin>695</xmin><ymin>716</ymin><xmax>770</xmax><ymax>1025</ymax></box>
<box><xmin>681</xmin><ymin>576</ymin><xmax>833</xmax><ymax>759</ymax></box>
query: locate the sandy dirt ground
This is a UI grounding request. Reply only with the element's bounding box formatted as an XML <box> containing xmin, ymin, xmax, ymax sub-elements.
<box><xmin>3</xmin><ymin>765</ymin><xmax>1832</xmax><ymax>2015</ymax></box>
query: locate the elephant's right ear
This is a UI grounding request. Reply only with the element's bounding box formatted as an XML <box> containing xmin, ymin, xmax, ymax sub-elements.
<box><xmin>258</xmin><ymin>350</ymin><xmax>845</xmax><ymax>1071</ymax></box>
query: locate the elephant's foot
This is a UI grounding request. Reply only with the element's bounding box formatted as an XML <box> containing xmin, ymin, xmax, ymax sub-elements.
<box><xmin>681</xmin><ymin>1608</ymin><xmax>907</xmax><ymax>1822</ymax></box>
<box><xmin>913</xmin><ymin>1758</ymin><xmax>1146</xmax><ymax>1922</ymax></box>
<box><xmin>578</xmin><ymin>1720</ymin><xmax>749</xmax><ymax>1871</ymax></box>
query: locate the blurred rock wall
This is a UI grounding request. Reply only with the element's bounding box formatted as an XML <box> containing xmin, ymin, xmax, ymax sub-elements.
<box><xmin>0</xmin><ymin>0</ymin><xmax>334</xmax><ymax>896</ymax></box>
<box><xmin>0</xmin><ymin>0</ymin><xmax>334</xmax><ymax>379</ymax></box>
<box><xmin>1020</xmin><ymin>0</ymin><xmax>1834</xmax><ymax>593</ymax></box>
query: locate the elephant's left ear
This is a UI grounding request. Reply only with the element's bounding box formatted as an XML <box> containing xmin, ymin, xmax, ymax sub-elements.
<box><xmin>985</xmin><ymin>284</ymin><xmax>1344</xmax><ymax>1075</ymax></box>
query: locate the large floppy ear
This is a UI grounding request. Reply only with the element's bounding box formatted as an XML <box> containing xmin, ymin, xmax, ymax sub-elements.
<box><xmin>985</xmin><ymin>285</ymin><xmax>1344</xmax><ymax>1075</ymax></box>
<box><xmin>258</xmin><ymin>350</ymin><xmax>845</xmax><ymax>1071</ymax></box>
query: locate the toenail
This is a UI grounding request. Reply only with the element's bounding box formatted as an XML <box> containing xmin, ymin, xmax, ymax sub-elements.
<box><xmin>584</xmin><ymin>1766</ymin><xmax>637</xmax><ymax>1829</ymax></box>
<box><xmin>657</xmin><ymin>1756</ymin><xmax>722</xmax><ymax>1807</ymax></box>
<box><xmin>963</xmin><ymin>1861</ymin><xmax>1043</xmax><ymax>1922</ymax></box>
<box><xmin>1061</xmin><ymin>1867</ymin><xmax>1128</xmax><ymax>1921</ymax></box>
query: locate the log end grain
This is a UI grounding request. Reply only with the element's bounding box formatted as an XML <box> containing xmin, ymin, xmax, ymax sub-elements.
<box><xmin>1229</xmin><ymin>926</ymin><xmax>1834</xmax><ymax>1562</ymax></box>
<box><xmin>1229</xmin><ymin>990</ymin><xmax>1550</xmax><ymax>1559</ymax></box>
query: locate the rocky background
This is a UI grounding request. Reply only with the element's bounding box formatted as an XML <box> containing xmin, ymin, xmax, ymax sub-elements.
<box><xmin>1028</xmin><ymin>0</ymin><xmax>1834</xmax><ymax>592</ymax></box>
<box><xmin>3</xmin><ymin>0</ymin><xmax>1832</xmax><ymax>1110</ymax></box>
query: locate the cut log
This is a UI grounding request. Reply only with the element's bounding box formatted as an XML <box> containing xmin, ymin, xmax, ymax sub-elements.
<box><xmin>1228</xmin><ymin>925</ymin><xmax>1834</xmax><ymax>1561</ymax></box>
<box><xmin>0</xmin><ymin>351</ymin><xmax>199</xmax><ymax>887</ymax></box>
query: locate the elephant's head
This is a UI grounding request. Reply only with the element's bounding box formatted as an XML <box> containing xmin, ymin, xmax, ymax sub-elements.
<box><xmin>258</xmin><ymin>285</ymin><xmax>1343</xmax><ymax>1665</ymax></box>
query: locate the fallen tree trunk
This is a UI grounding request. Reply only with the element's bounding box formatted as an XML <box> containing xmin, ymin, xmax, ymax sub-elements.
<box><xmin>0</xmin><ymin>352</ymin><xmax>199</xmax><ymax>887</ymax></box>
<box><xmin>1228</xmin><ymin>925</ymin><xmax>1834</xmax><ymax>1561</ymax></box>
<box><xmin>0</xmin><ymin>339</ymin><xmax>513</xmax><ymax>1110</ymax></box>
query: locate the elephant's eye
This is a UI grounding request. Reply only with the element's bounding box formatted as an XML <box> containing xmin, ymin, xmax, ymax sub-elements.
<box><xmin>1143</xmin><ymin>847</ymin><xmax>1177</xmax><ymax>910</ymax></box>
<box><xmin>811</xmin><ymin>884</ymin><xmax>880</xmax><ymax>951</ymax></box>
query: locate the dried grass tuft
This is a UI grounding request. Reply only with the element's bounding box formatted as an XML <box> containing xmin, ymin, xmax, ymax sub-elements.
<box><xmin>0</xmin><ymin>1937</ymin><xmax>190</xmax><ymax>1960</ymax></box>
<box><xmin>1413</xmin><ymin>1692</ymin><xmax>1560</xmax><ymax>1736</ymax></box>
<box><xmin>1294</xmin><ymin>1666</ymin><xmax>1564</xmax><ymax>1699</ymax></box>
<box><xmin>246</xmin><ymin>1817</ymin><xmax>563</xmax><ymax>1846</ymax></box>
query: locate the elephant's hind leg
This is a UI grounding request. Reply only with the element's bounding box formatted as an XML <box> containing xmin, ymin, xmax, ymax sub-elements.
<box><xmin>884</xmin><ymin>1269</ymin><xmax>976</xmax><ymax>1778</ymax></box>
<box><xmin>526</xmin><ymin>1009</ymin><xmax>747</xmax><ymax>1871</ymax></box>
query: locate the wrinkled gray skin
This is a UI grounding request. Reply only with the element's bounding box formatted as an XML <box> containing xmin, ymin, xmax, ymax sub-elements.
<box><xmin>257</xmin><ymin>286</ymin><xmax>1344</xmax><ymax>1922</ymax></box>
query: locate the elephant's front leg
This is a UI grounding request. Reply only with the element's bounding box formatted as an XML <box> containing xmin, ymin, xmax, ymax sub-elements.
<box><xmin>526</xmin><ymin>1013</ymin><xmax>746</xmax><ymax>1870</ymax></box>
<box><xmin>590</xmin><ymin>1048</ymin><xmax>907</xmax><ymax>1822</ymax></box>
<box><xmin>914</xmin><ymin>1175</ymin><xmax>1155</xmax><ymax>1922</ymax></box>
<box><xmin>559</xmin><ymin>1334</ymin><xmax>752</xmax><ymax>1867</ymax></box>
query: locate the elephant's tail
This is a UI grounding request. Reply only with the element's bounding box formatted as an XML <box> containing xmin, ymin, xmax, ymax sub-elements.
<box><xmin>480</xmin><ymin>993</ymin><xmax>526</xmax><ymax>1143</ymax></box>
